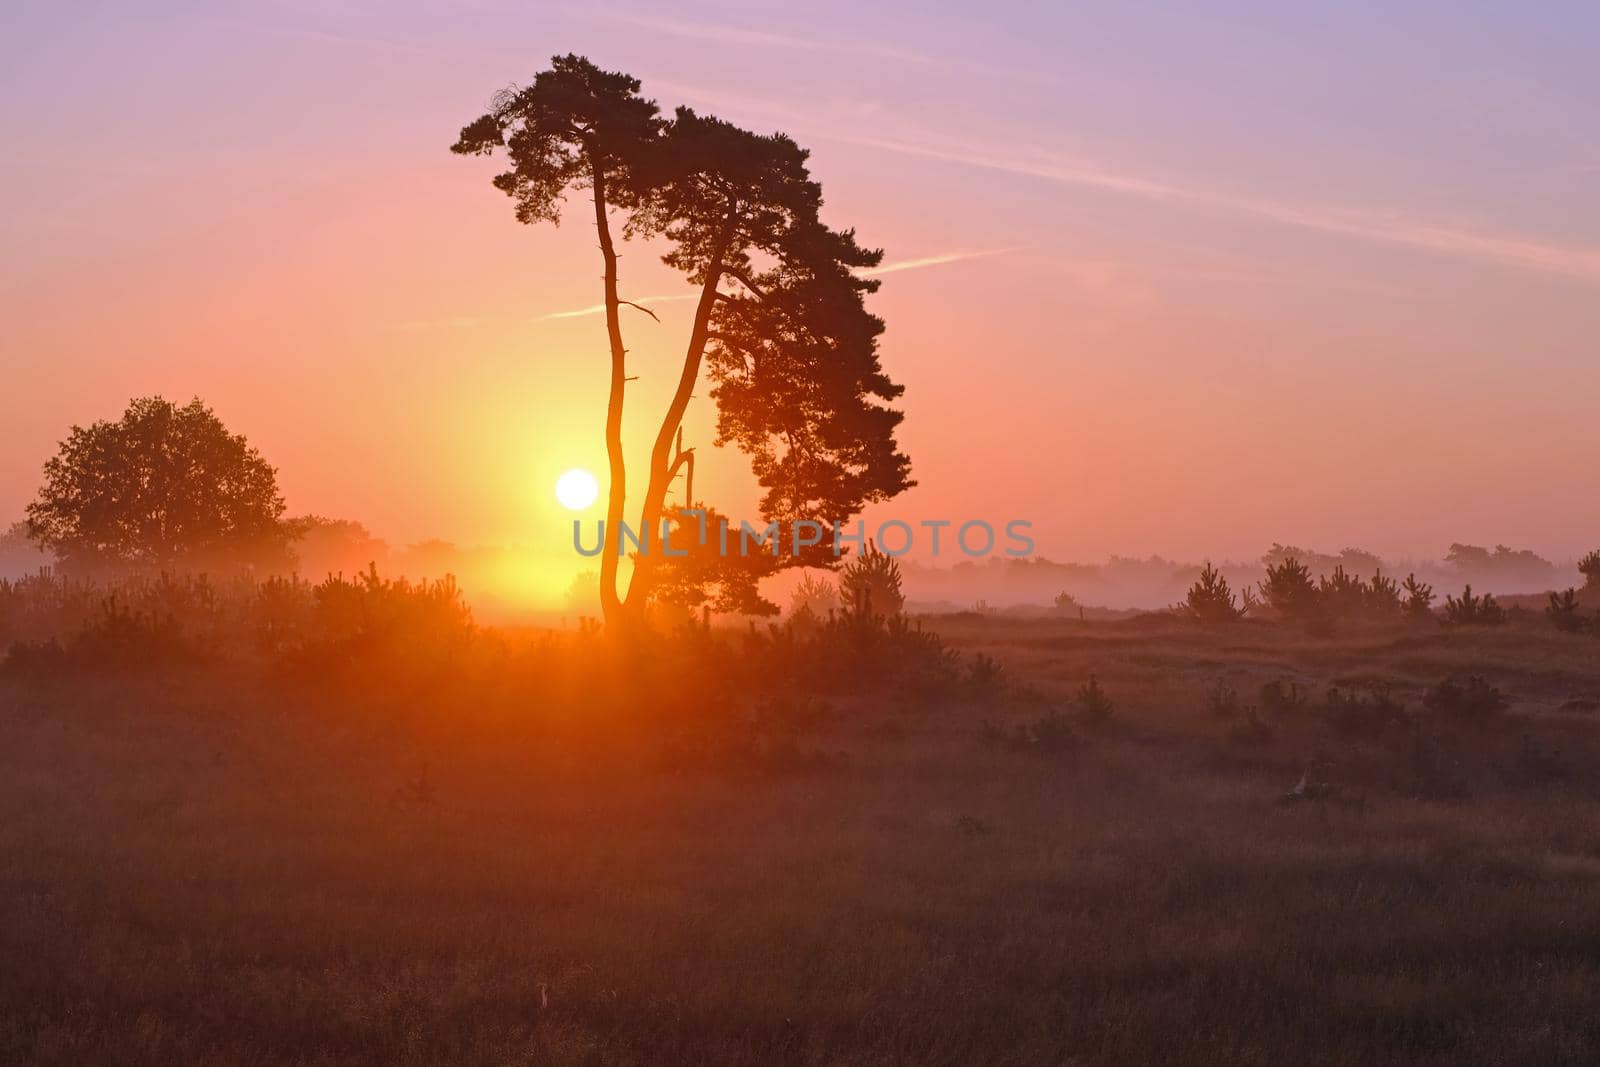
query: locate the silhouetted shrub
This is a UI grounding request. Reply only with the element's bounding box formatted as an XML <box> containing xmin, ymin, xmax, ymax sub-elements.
<box><xmin>1074</xmin><ymin>675</ymin><xmax>1116</xmax><ymax>727</ymax></box>
<box><xmin>1401</xmin><ymin>573</ymin><xmax>1436</xmax><ymax>621</ymax></box>
<box><xmin>1317</xmin><ymin>565</ymin><xmax>1366</xmax><ymax>619</ymax></box>
<box><xmin>1</xmin><ymin>637</ymin><xmax>69</xmax><ymax>677</ymax></box>
<box><xmin>1424</xmin><ymin>675</ymin><xmax>1507</xmax><ymax>720</ymax></box>
<box><xmin>1320</xmin><ymin>683</ymin><xmax>1406</xmax><ymax>736</ymax></box>
<box><xmin>788</xmin><ymin>572</ymin><xmax>837</xmax><ymax>623</ymax></box>
<box><xmin>1442</xmin><ymin>584</ymin><xmax>1505</xmax><ymax>627</ymax></box>
<box><xmin>3</xmin><ymin>595</ymin><xmax>208</xmax><ymax>675</ymax></box>
<box><xmin>1546</xmin><ymin>589</ymin><xmax>1588</xmax><ymax>634</ymax></box>
<box><xmin>1182</xmin><ymin>562</ymin><xmax>1245</xmax><ymax>624</ymax></box>
<box><xmin>1007</xmin><ymin>707</ymin><xmax>1081</xmax><ymax>755</ymax></box>
<box><xmin>1259</xmin><ymin>557</ymin><xmax>1318</xmax><ymax>622</ymax></box>
<box><xmin>1203</xmin><ymin>678</ymin><xmax>1243</xmax><ymax>718</ymax></box>
<box><xmin>839</xmin><ymin>540</ymin><xmax>905</xmax><ymax>618</ymax></box>
<box><xmin>253</xmin><ymin>575</ymin><xmax>315</xmax><ymax>650</ymax></box>
<box><xmin>1259</xmin><ymin>678</ymin><xmax>1309</xmax><ymax>715</ymax></box>
<box><xmin>1227</xmin><ymin>706</ymin><xmax>1275</xmax><ymax>746</ymax></box>
<box><xmin>1363</xmin><ymin>571</ymin><xmax>1402</xmax><ymax>617</ymax></box>
<box><xmin>1580</xmin><ymin>550</ymin><xmax>1600</xmax><ymax>591</ymax></box>
<box><xmin>966</xmin><ymin>652</ymin><xmax>1005</xmax><ymax>693</ymax></box>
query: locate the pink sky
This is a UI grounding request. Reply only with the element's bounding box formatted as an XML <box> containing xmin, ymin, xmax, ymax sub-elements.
<box><xmin>4</xmin><ymin>1</ymin><xmax>1599</xmax><ymax>586</ymax></box>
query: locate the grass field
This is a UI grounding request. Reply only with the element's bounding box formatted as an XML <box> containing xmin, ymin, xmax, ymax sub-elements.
<box><xmin>5</xmin><ymin>615</ymin><xmax>1600</xmax><ymax>1064</ymax></box>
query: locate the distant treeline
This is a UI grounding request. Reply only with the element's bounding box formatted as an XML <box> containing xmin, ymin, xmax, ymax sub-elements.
<box><xmin>901</xmin><ymin>543</ymin><xmax>1586</xmax><ymax>613</ymax></box>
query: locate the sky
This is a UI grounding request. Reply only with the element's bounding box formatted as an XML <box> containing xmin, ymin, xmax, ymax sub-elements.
<box><xmin>4</xmin><ymin>0</ymin><xmax>1599</xmax><ymax>597</ymax></box>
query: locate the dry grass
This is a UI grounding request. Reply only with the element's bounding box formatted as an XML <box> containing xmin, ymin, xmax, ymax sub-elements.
<box><xmin>4</xmin><ymin>616</ymin><xmax>1600</xmax><ymax>1064</ymax></box>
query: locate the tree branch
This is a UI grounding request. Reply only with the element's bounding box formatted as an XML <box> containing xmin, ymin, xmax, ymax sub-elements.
<box><xmin>722</xmin><ymin>266</ymin><xmax>771</xmax><ymax>301</ymax></box>
<box><xmin>619</xmin><ymin>300</ymin><xmax>660</xmax><ymax>321</ymax></box>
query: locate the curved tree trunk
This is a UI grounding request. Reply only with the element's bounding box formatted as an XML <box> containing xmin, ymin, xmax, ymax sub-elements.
<box><xmin>623</xmin><ymin>218</ymin><xmax>735</xmax><ymax>615</ymax></box>
<box><xmin>591</xmin><ymin>164</ymin><xmax>629</xmax><ymax>628</ymax></box>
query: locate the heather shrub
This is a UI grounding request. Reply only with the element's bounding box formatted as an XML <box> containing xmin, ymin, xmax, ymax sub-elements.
<box><xmin>1074</xmin><ymin>675</ymin><xmax>1116</xmax><ymax>727</ymax></box>
<box><xmin>1320</xmin><ymin>682</ymin><xmax>1406</xmax><ymax>736</ymax></box>
<box><xmin>1424</xmin><ymin>675</ymin><xmax>1507</xmax><ymax>720</ymax></box>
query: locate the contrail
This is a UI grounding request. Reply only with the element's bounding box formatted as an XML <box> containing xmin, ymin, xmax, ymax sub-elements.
<box><xmin>648</xmin><ymin>80</ymin><xmax>1600</xmax><ymax>286</ymax></box>
<box><xmin>583</xmin><ymin>11</ymin><xmax>1056</xmax><ymax>86</ymax></box>
<box><xmin>538</xmin><ymin>248</ymin><xmax>1019</xmax><ymax>320</ymax></box>
<box><xmin>538</xmin><ymin>294</ymin><xmax>696</xmax><ymax>321</ymax></box>
<box><xmin>835</xmin><ymin>131</ymin><xmax>1600</xmax><ymax>284</ymax></box>
<box><xmin>864</xmin><ymin>247</ymin><xmax>1026</xmax><ymax>276</ymax></box>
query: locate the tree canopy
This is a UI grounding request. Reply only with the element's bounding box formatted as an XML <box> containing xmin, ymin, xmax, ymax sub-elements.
<box><xmin>25</xmin><ymin>397</ymin><xmax>291</xmax><ymax>575</ymax></box>
<box><xmin>453</xmin><ymin>55</ymin><xmax>913</xmax><ymax>624</ymax></box>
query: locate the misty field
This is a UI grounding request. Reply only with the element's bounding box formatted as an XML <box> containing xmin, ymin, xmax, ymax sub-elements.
<box><xmin>5</xmin><ymin>608</ymin><xmax>1600</xmax><ymax>1066</ymax></box>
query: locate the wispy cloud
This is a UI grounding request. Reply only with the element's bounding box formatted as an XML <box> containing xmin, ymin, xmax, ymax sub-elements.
<box><xmin>644</xmin><ymin>78</ymin><xmax>1600</xmax><ymax>287</ymax></box>
<box><xmin>834</xmin><ymin>131</ymin><xmax>1600</xmax><ymax>284</ymax></box>
<box><xmin>225</xmin><ymin>21</ymin><xmax>429</xmax><ymax>55</ymax></box>
<box><xmin>586</xmin><ymin>10</ymin><xmax>1055</xmax><ymax>86</ymax></box>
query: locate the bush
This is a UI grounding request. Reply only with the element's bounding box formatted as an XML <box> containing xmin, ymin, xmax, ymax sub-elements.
<box><xmin>1182</xmin><ymin>563</ymin><xmax>1244</xmax><ymax>624</ymax></box>
<box><xmin>1259</xmin><ymin>678</ymin><xmax>1309</xmax><ymax>715</ymax></box>
<box><xmin>1203</xmin><ymin>678</ymin><xmax>1243</xmax><ymax>718</ymax></box>
<box><xmin>839</xmin><ymin>540</ymin><xmax>905</xmax><ymax>618</ymax></box>
<box><xmin>1546</xmin><ymin>588</ymin><xmax>1588</xmax><ymax>634</ymax></box>
<box><xmin>1424</xmin><ymin>675</ymin><xmax>1507</xmax><ymax>720</ymax></box>
<box><xmin>966</xmin><ymin>652</ymin><xmax>1005</xmax><ymax>693</ymax></box>
<box><xmin>1442</xmin><ymin>584</ymin><xmax>1505</xmax><ymax>627</ymax></box>
<box><xmin>1578</xmin><ymin>549</ymin><xmax>1600</xmax><ymax>590</ymax></box>
<box><xmin>788</xmin><ymin>572</ymin><xmax>837</xmax><ymax>622</ymax></box>
<box><xmin>1401</xmin><ymin>573</ymin><xmax>1435</xmax><ymax>621</ymax></box>
<box><xmin>1259</xmin><ymin>557</ymin><xmax>1318</xmax><ymax>621</ymax></box>
<box><xmin>1364</xmin><ymin>571</ymin><xmax>1402</xmax><ymax>617</ymax></box>
<box><xmin>1074</xmin><ymin>675</ymin><xmax>1116</xmax><ymax>727</ymax></box>
<box><xmin>1320</xmin><ymin>683</ymin><xmax>1406</xmax><ymax>736</ymax></box>
<box><xmin>3</xmin><ymin>595</ymin><xmax>208</xmax><ymax>676</ymax></box>
<box><xmin>1317</xmin><ymin>565</ymin><xmax>1366</xmax><ymax>619</ymax></box>
<box><xmin>1004</xmin><ymin>707</ymin><xmax>1081</xmax><ymax>755</ymax></box>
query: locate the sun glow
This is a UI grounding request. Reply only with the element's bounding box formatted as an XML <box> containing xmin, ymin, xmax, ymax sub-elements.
<box><xmin>554</xmin><ymin>467</ymin><xmax>600</xmax><ymax>511</ymax></box>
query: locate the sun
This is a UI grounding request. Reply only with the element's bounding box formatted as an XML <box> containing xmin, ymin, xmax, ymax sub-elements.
<box><xmin>554</xmin><ymin>467</ymin><xmax>600</xmax><ymax>511</ymax></box>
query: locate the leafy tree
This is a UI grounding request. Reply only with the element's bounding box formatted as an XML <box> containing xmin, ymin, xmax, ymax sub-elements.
<box><xmin>25</xmin><ymin>397</ymin><xmax>290</xmax><ymax>575</ymax></box>
<box><xmin>1259</xmin><ymin>556</ymin><xmax>1318</xmax><ymax>621</ymax></box>
<box><xmin>453</xmin><ymin>56</ymin><xmax>912</xmax><ymax>627</ymax></box>
<box><xmin>0</xmin><ymin>521</ymin><xmax>50</xmax><ymax>577</ymax></box>
<box><xmin>1445</xmin><ymin>542</ymin><xmax>1554</xmax><ymax>586</ymax></box>
<box><xmin>287</xmin><ymin>516</ymin><xmax>389</xmax><ymax>580</ymax></box>
<box><xmin>642</xmin><ymin>504</ymin><xmax>781</xmax><ymax>619</ymax></box>
<box><xmin>1182</xmin><ymin>561</ymin><xmax>1244</xmax><ymax>624</ymax></box>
